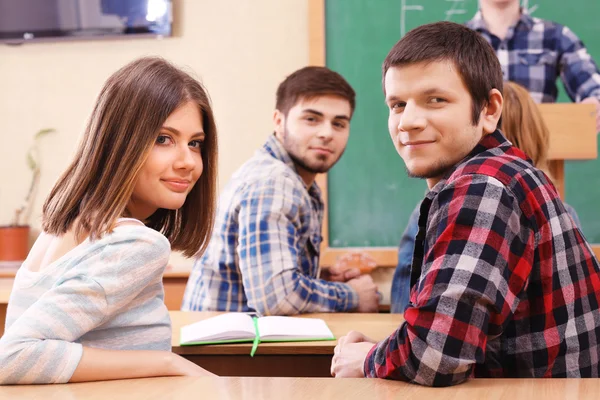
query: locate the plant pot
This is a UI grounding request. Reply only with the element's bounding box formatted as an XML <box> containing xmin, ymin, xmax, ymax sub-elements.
<box><xmin>0</xmin><ymin>225</ymin><xmax>30</xmax><ymax>263</ymax></box>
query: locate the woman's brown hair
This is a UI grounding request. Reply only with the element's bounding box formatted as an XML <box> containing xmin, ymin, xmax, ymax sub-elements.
<box><xmin>42</xmin><ymin>57</ymin><xmax>218</xmax><ymax>257</ymax></box>
<box><xmin>501</xmin><ymin>81</ymin><xmax>552</xmax><ymax>178</ymax></box>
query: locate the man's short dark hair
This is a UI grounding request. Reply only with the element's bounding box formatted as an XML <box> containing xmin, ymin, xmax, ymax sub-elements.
<box><xmin>382</xmin><ymin>21</ymin><xmax>503</xmax><ymax>125</ymax></box>
<box><xmin>276</xmin><ymin>66</ymin><xmax>356</xmax><ymax>116</ymax></box>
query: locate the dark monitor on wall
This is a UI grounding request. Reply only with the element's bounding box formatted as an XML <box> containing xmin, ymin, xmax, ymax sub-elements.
<box><xmin>0</xmin><ymin>0</ymin><xmax>172</xmax><ymax>44</ymax></box>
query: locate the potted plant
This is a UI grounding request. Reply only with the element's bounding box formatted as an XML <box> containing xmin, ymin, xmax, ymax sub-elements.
<box><xmin>0</xmin><ymin>129</ymin><xmax>55</xmax><ymax>266</ymax></box>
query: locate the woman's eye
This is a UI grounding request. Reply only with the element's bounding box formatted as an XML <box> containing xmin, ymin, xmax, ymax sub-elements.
<box><xmin>190</xmin><ymin>140</ymin><xmax>204</xmax><ymax>150</ymax></box>
<box><xmin>156</xmin><ymin>135</ymin><xmax>172</xmax><ymax>145</ymax></box>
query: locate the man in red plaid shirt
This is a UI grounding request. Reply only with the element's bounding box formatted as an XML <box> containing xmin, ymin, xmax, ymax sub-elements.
<box><xmin>331</xmin><ymin>21</ymin><xmax>600</xmax><ymax>386</ymax></box>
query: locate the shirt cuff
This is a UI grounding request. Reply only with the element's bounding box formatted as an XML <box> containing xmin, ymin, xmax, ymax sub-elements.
<box><xmin>336</xmin><ymin>283</ymin><xmax>359</xmax><ymax>311</ymax></box>
<box><xmin>363</xmin><ymin>343</ymin><xmax>378</xmax><ymax>378</ymax></box>
<box><xmin>55</xmin><ymin>342</ymin><xmax>84</xmax><ymax>383</ymax></box>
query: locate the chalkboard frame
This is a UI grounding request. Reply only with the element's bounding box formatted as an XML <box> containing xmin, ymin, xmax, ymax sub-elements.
<box><xmin>308</xmin><ymin>0</ymin><xmax>600</xmax><ymax>267</ymax></box>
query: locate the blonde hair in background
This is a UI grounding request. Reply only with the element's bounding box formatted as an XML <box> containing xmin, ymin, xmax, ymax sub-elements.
<box><xmin>501</xmin><ymin>81</ymin><xmax>552</xmax><ymax>180</ymax></box>
<box><xmin>42</xmin><ymin>57</ymin><xmax>218</xmax><ymax>258</ymax></box>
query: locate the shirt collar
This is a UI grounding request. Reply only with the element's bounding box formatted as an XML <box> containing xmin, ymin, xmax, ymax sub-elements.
<box><xmin>262</xmin><ymin>133</ymin><xmax>323</xmax><ymax>198</ymax></box>
<box><xmin>517</xmin><ymin>10</ymin><xmax>535</xmax><ymax>30</ymax></box>
<box><xmin>263</xmin><ymin>133</ymin><xmax>296</xmax><ymax>172</ymax></box>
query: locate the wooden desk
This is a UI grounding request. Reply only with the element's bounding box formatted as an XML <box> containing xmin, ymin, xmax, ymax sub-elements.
<box><xmin>2</xmin><ymin>376</ymin><xmax>600</xmax><ymax>400</ymax></box>
<box><xmin>162</xmin><ymin>269</ymin><xmax>190</xmax><ymax>310</ymax></box>
<box><xmin>171</xmin><ymin>311</ymin><xmax>402</xmax><ymax>377</ymax></box>
<box><xmin>0</xmin><ymin>269</ymin><xmax>187</xmax><ymax>310</ymax></box>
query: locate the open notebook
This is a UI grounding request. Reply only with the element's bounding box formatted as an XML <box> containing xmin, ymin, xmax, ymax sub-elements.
<box><xmin>180</xmin><ymin>313</ymin><xmax>335</xmax><ymax>355</ymax></box>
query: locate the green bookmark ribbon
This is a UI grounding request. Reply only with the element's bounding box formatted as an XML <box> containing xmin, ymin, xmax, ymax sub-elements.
<box><xmin>250</xmin><ymin>316</ymin><xmax>260</xmax><ymax>357</ymax></box>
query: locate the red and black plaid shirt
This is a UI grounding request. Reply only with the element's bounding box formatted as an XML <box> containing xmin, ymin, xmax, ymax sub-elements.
<box><xmin>365</xmin><ymin>130</ymin><xmax>600</xmax><ymax>386</ymax></box>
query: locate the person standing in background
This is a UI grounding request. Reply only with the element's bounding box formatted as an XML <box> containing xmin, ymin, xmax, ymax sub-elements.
<box><xmin>467</xmin><ymin>0</ymin><xmax>600</xmax><ymax>132</ymax></box>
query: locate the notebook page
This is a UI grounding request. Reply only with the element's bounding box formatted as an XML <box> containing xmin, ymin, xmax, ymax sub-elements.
<box><xmin>180</xmin><ymin>313</ymin><xmax>256</xmax><ymax>344</ymax></box>
<box><xmin>257</xmin><ymin>316</ymin><xmax>334</xmax><ymax>340</ymax></box>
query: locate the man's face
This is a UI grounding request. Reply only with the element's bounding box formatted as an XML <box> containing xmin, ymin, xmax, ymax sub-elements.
<box><xmin>384</xmin><ymin>61</ymin><xmax>486</xmax><ymax>188</ymax></box>
<box><xmin>274</xmin><ymin>95</ymin><xmax>351</xmax><ymax>180</ymax></box>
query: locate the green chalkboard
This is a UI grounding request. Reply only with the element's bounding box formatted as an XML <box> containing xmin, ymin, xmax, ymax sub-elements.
<box><xmin>326</xmin><ymin>0</ymin><xmax>600</xmax><ymax>248</ymax></box>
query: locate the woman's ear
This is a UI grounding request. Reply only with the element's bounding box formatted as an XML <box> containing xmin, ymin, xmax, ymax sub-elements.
<box><xmin>481</xmin><ymin>88</ymin><xmax>503</xmax><ymax>134</ymax></box>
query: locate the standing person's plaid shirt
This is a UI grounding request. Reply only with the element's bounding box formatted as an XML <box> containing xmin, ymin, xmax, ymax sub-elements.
<box><xmin>365</xmin><ymin>130</ymin><xmax>600</xmax><ymax>386</ymax></box>
<box><xmin>466</xmin><ymin>11</ymin><xmax>600</xmax><ymax>103</ymax></box>
<box><xmin>181</xmin><ymin>134</ymin><xmax>358</xmax><ymax>315</ymax></box>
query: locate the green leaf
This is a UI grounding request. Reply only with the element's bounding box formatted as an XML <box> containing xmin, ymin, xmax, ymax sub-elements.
<box><xmin>34</xmin><ymin>128</ymin><xmax>55</xmax><ymax>140</ymax></box>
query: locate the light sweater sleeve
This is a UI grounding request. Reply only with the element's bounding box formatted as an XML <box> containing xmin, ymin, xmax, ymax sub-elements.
<box><xmin>0</xmin><ymin>227</ymin><xmax>170</xmax><ymax>385</ymax></box>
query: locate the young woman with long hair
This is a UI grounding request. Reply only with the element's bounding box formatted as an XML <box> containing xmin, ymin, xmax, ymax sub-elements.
<box><xmin>0</xmin><ymin>57</ymin><xmax>218</xmax><ymax>384</ymax></box>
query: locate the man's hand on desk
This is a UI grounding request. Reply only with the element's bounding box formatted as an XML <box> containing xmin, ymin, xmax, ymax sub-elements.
<box><xmin>347</xmin><ymin>275</ymin><xmax>380</xmax><ymax>312</ymax></box>
<box><xmin>325</xmin><ymin>252</ymin><xmax>377</xmax><ymax>282</ymax></box>
<box><xmin>581</xmin><ymin>97</ymin><xmax>600</xmax><ymax>133</ymax></box>
<box><xmin>331</xmin><ymin>331</ymin><xmax>377</xmax><ymax>378</ymax></box>
<box><xmin>325</xmin><ymin>264</ymin><xmax>361</xmax><ymax>282</ymax></box>
<box><xmin>323</xmin><ymin>252</ymin><xmax>379</xmax><ymax>311</ymax></box>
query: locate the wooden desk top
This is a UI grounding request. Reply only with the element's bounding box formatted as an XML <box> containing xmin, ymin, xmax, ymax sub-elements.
<box><xmin>0</xmin><ymin>269</ymin><xmax>187</xmax><ymax>303</ymax></box>
<box><xmin>171</xmin><ymin>311</ymin><xmax>402</xmax><ymax>355</ymax></box>
<box><xmin>2</xmin><ymin>377</ymin><xmax>600</xmax><ymax>399</ymax></box>
<box><xmin>0</xmin><ymin>278</ymin><xmax>13</xmax><ymax>304</ymax></box>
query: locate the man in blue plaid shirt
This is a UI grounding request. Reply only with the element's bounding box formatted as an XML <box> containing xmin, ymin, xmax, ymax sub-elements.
<box><xmin>467</xmin><ymin>0</ymin><xmax>600</xmax><ymax>131</ymax></box>
<box><xmin>182</xmin><ymin>66</ymin><xmax>380</xmax><ymax>315</ymax></box>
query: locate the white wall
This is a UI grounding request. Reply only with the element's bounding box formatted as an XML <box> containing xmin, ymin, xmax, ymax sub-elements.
<box><xmin>0</xmin><ymin>0</ymin><xmax>309</xmax><ymax>267</ymax></box>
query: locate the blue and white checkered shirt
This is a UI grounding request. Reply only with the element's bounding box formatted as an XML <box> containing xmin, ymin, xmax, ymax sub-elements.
<box><xmin>466</xmin><ymin>11</ymin><xmax>600</xmax><ymax>103</ymax></box>
<box><xmin>182</xmin><ymin>134</ymin><xmax>358</xmax><ymax>315</ymax></box>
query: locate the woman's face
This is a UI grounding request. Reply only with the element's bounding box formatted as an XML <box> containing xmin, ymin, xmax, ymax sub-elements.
<box><xmin>127</xmin><ymin>101</ymin><xmax>205</xmax><ymax>220</ymax></box>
